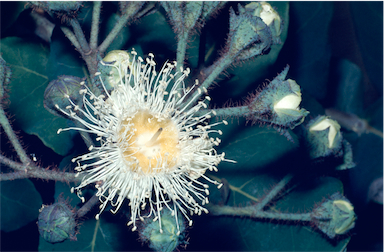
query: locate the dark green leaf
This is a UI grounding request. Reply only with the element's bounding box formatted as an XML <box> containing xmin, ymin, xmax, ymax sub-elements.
<box><xmin>280</xmin><ymin>2</ymin><xmax>333</xmax><ymax>100</ymax></box>
<box><xmin>1</xmin><ymin>179</ymin><xmax>43</xmax><ymax>232</ymax></box>
<box><xmin>0</xmin><ymin>37</ymin><xmax>74</xmax><ymax>156</ymax></box>
<box><xmin>38</xmin><ymin>215</ymin><xmax>131</xmax><ymax>251</ymax></box>
<box><xmin>47</xmin><ymin>27</ymin><xmax>85</xmax><ymax>80</ymax></box>
<box><xmin>350</xmin><ymin>2</ymin><xmax>383</xmax><ymax>93</ymax></box>
<box><xmin>190</xmin><ymin>173</ymin><xmax>350</xmax><ymax>251</ymax></box>
<box><xmin>217</xmin><ymin>122</ymin><xmax>299</xmax><ymax>172</ymax></box>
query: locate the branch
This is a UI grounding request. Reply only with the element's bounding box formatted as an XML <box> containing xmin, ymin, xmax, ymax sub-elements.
<box><xmin>0</xmin><ymin>155</ymin><xmax>80</xmax><ymax>183</ymax></box>
<box><xmin>70</xmin><ymin>18</ymin><xmax>91</xmax><ymax>54</ymax></box>
<box><xmin>98</xmin><ymin>11</ymin><xmax>131</xmax><ymax>54</ymax></box>
<box><xmin>90</xmin><ymin>1</ymin><xmax>102</xmax><ymax>50</ymax></box>
<box><xmin>61</xmin><ymin>26</ymin><xmax>82</xmax><ymax>53</ymax></box>
<box><xmin>76</xmin><ymin>194</ymin><xmax>100</xmax><ymax>218</ymax></box>
<box><xmin>0</xmin><ymin>107</ymin><xmax>32</xmax><ymax>166</ymax></box>
<box><xmin>254</xmin><ymin>173</ymin><xmax>294</xmax><ymax>211</ymax></box>
<box><xmin>208</xmin><ymin>204</ymin><xmax>312</xmax><ymax>222</ymax></box>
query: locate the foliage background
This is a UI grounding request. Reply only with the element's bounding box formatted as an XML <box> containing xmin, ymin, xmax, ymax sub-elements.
<box><xmin>0</xmin><ymin>1</ymin><xmax>382</xmax><ymax>251</ymax></box>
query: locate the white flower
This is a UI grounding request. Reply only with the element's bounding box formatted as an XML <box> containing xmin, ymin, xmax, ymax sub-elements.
<box><xmin>56</xmin><ymin>50</ymin><xmax>227</xmax><ymax>234</ymax></box>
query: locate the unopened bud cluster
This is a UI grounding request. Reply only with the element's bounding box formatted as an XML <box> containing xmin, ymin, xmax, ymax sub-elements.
<box><xmin>38</xmin><ymin>202</ymin><xmax>77</xmax><ymax>243</ymax></box>
<box><xmin>44</xmin><ymin>75</ymin><xmax>84</xmax><ymax>117</ymax></box>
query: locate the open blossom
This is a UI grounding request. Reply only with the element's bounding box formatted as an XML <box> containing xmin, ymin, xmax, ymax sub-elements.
<box><xmin>56</xmin><ymin>50</ymin><xmax>228</xmax><ymax>233</ymax></box>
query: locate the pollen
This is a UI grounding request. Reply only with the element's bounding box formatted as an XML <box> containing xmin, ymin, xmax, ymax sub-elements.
<box><xmin>120</xmin><ymin>110</ymin><xmax>179</xmax><ymax>174</ymax></box>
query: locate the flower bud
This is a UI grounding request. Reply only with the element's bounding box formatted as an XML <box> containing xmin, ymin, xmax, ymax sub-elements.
<box><xmin>244</xmin><ymin>2</ymin><xmax>282</xmax><ymax>43</ymax></box>
<box><xmin>38</xmin><ymin>202</ymin><xmax>77</xmax><ymax>243</ymax></box>
<box><xmin>139</xmin><ymin>208</ymin><xmax>187</xmax><ymax>252</ymax></box>
<box><xmin>44</xmin><ymin>75</ymin><xmax>84</xmax><ymax>117</ymax></box>
<box><xmin>247</xmin><ymin>66</ymin><xmax>309</xmax><ymax>129</ymax></box>
<box><xmin>162</xmin><ymin>2</ymin><xmax>225</xmax><ymax>36</ymax></box>
<box><xmin>227</xmin><ymin>4</ymin><xmax>272</xmax><ymax>61</ymax></box>
<box><xmin>312</xmin><ymin>192</ymin><xmax>356</xmax><ymax>238</ymax></box>
<box><xmin>99</xmin><ymin>50</ymin><xmax>132</xmax><ymax>89</ymax></box>
<box><xmin>29</xmin><ymin>1</ymin><xmax>82</xmax><ymax>16</ymax></box>
<box><xmin>305</xmin><ymin>116</ymin><xmax>343</xmax><ymax>159</ymax></box>
<box><xmin>28</xmin><ymin>2</ymin><xmax>82</xmax><ymax>23</ymax></box>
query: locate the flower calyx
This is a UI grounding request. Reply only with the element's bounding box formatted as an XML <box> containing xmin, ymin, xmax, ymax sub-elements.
<box><xmin>247</xmin><ymin>65</ymin><xmax>309</xmax><ymax>129</ymax></box>
<box><xmin>244</xmin><ymin>2</ymin><xmax>282</xmax><ymax>44</ymax></box>
<box><xmin>37</xmin><ymin>201</ymin><xmax>77</xmax><ymax>243</ymax></box>
<box><xmin>311</xmin><ymin>192</ymin><xmax>356</xmax><ymax>238</ymax></box>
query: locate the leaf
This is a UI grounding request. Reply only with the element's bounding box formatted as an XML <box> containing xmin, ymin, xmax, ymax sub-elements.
<box><xmin>1</xmin><ymin>179</ymin><xmax>43</xmax><ymax>232</ymax></box>
<box><xmin>280</xmin><ymin>2</ymin><xmax>333</xmax><ymax>100</ymax></box>
<box><xmin>0</xmin><ymin>36</ymin><xmax>74</xmax><ymax>156</ymax></box>
<box><xmin>38</xmin><ymin>215</ymin><xmax>137</xmax><ymax>251</ymax></box>
<box><xmin>217</xmin><ymin>122</ymin><xmax>299</xmax><ymax>172</ymax></box>
<box><xmin>349</xmin><ymin>2</ymin><xmax>383</xmax><ymax>93</ymax></box>
<box><xmin>47</xmin><ymin>26</ymin><xmax>85</xmax><ymax>80</ymax></box>
<box><xmin>335</xmin><ymin>60</ymin><xmax>364</xmax><ymax>115</ymax></box>
<box><xmin>189</xmin><ymin>173</ymin><xmax>350</xmax><ymax>251</ymax></box>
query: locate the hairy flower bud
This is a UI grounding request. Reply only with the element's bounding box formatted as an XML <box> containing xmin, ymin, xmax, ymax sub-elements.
<box><xmin>312</xmin><ymin>192</ymin><xmax>356</xmax><ymax>238</ymax></box>
<box><xmin>305</xmin><ymin>116</ymin><xmax>343</xmax><ymax>159</ymax></box>
<box><xmin>139</xmin><ymin>208</ymin><xmax>187</xmax><ymax>252</ymax></box>
<box><xmin>38</xmin><ymin>202</ymin><xmax>77</xmax><ymax>243</ymax></box>
<box><xmin>44</xmin><ymin>75</ymin><xmax>84</xmax><ymax>117</ymax></box>
<box><xmin>247</xmin><ymin>66</ymin><xmax>309</xmax><ymax>129</ymax></box>
<box><xmin>29</xmin><ymin>1</ymin><xmax>82</xmax><ymax>17</ymax></box>
<box><xmin>162</xmin><ymin>2</ymin><xmax>225</xmax><ymax>36</ymax></box>
<box><xmin>245</xmin><ymin>2</ymin><xmax>282</xmax><ymax>43</ymax></box>
<box><xmin>99</xmin><ymin>50</ymin><xmax>132</xmax><ymax>89</ymax></box>
<box><xmin>227</xmin><ymin>4</ymin><xmax>272</xmax><ymax>61</ymax></box>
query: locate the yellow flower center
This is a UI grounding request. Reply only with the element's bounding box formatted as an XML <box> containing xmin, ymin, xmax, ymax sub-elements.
<box><xmin>120</xmin><ymin>110</ymin><xmax>179</xmax><ymax>174</ymax></box>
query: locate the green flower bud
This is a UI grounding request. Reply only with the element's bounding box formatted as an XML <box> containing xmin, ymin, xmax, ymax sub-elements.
<box><xmin>38</xmin><ymin>202</ymin><xmax>77</xmax><ymax>243</ymax></box>
<box><xmin>228</xmin><ymin>4</ymin><xmax>272</xmax><ymax>61</ymax></box>
<box><xmin>305</xmin><ymin>115</ymin><xmax>343</xmax><ymax>159</ymax></box>
<box><xmin>247</xmin><ymin>66</ymin><xmax>309</xmax><ymax>129</ymax></box>
<box><xmin>44</xmin><ymin>75</ymin><xmax>84</xmax><ymax>118</ymax></box>
<box><xmin>29</xmin><ymin>1</ymin><xmax>82</xmax><ymax>13</ymax></box>
<box><xmin>312</xmin><ymin>192</ymin><xmax>356</xmax><ymax>238</ymax></box>
<box><xmin>98</xmin><ymin>50</ymin><xmax>132</xmax><ymax>90</ymax></box>
<box><xmin>245</xmin><ymin>2</ymin><xmax>282</xmax><ymax>43</ymax></box>
<box><xmin>139</xmin><ymin>209</ymin><xmax>187</xmax><ymax>252</ymax></box>
<box><xmin>162</xmin><ymin>2</ymin><xmax>225</xmax><ymax>36</ymax></box>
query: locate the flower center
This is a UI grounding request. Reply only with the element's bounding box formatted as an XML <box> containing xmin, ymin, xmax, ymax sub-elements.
<box><xmin>120</xmin><ymin>110</ymin><xmax>179</xmax><ymax>174</ymax></box>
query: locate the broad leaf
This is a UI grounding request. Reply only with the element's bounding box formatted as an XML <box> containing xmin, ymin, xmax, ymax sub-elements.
<box><xmin>1</xmin><ymin>179</ymin><xmax>43</xmax><ymax>232</ymax></box>
<box><xmin>217</xmin><ymin>122</ymin><xmax>299</xmax><ymax>172</ymax></box>
<box><xmin>189</xmin><ymin>173</ymin><xmax>350</xmax><ymax>251</ymax></box>
<box><xmin>0</xmin><ymin>37</ymin><xmax>74</xmax><ymax>156</ymax></box>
